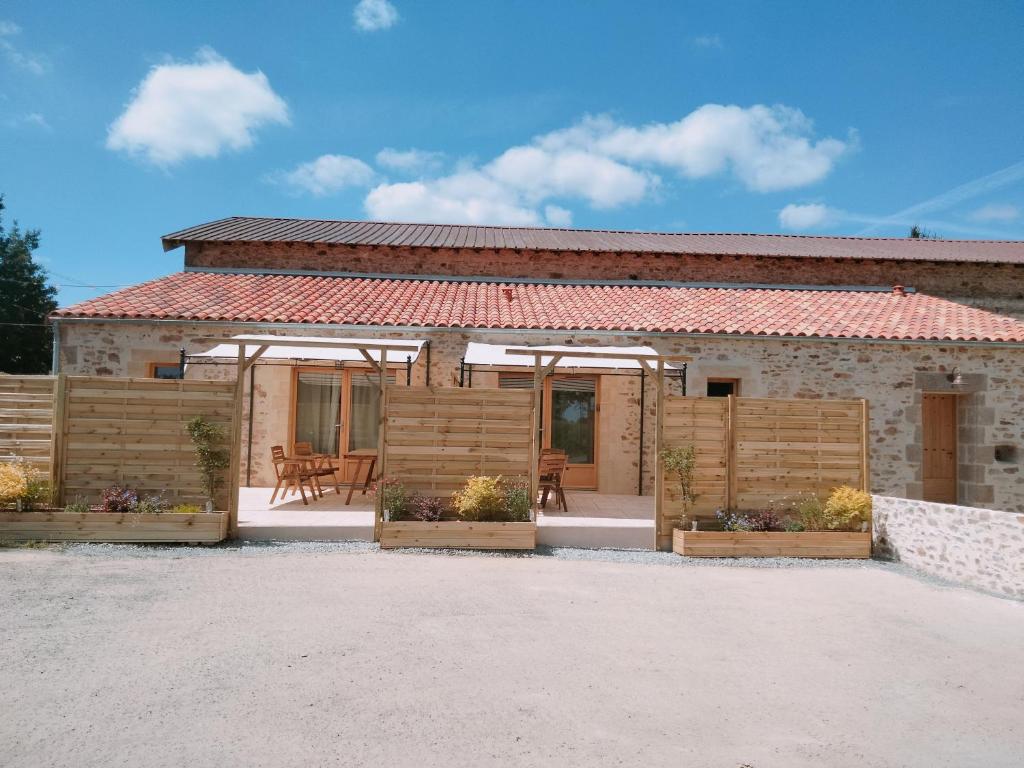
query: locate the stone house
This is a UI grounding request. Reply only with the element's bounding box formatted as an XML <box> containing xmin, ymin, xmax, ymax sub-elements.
<box><xmin>51</xmin><ymin>217</ymin><xmax>1024</xmax><ymax>512</ymax></box>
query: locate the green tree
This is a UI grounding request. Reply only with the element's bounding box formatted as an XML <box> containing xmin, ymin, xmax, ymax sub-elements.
<box><xmin>0</xmin><ymin>196</ymin><xmax>57</xmax><ymax>373</ymax></box>
<box><xmin>909</xmin><ymin>224</ymin><xmax>938</xmax><ymax>239</ymax></box>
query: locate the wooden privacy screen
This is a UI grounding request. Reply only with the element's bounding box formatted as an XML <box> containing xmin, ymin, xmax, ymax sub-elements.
<box><xmin>0</xmin><ymin>375</ymin><xmax>57</xmax><ymax>476</ymax></box>
<box><xmin>659</xmin><ymin>396</ymin><xmax>868</xmax><ymax>538</ymax></box>
<box><xmin>60</xmin><ymin>376</ymin><xmax>234</xmax><ymax>507</ymax></box>
<box><xmin>661</xmin><ymin>396</ymin><xmax>729</xmax><ymax>521</ymax></box>
<box><xmin>383</xmin><ymin>386</ymin><xmax>533</xmax><ymax>497</ymax></box>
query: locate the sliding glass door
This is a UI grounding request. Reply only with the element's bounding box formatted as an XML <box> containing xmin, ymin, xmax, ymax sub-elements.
<box><xmin>499</xmin><ymin>373</ymin><xmax>599</xmax><ymax>489</ymax></box>
<box><xmin>292</xmin><ymin>367</ymin><xmax>397</xmax><ymax>481</ymax></box>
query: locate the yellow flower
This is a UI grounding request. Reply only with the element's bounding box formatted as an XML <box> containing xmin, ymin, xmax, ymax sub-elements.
<box><xmin>0</xmin><ymin>463</ymin><xmax>28</xmax><ymax>504</ymax></box>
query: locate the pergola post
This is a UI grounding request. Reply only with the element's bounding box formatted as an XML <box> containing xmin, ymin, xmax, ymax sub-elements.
<box><xmin>653</xmin><ymin>358</ymin><xmax>666</xmax><ymax>550</ymax></box>
<box><xmin>228</xmin><ymin>344</ymin><xmax>269</xmax><ymax>537</ymax></box>
<box><xmin>530</xmin><ymin>357</ymin><xmax>542</xmax><ymax>518</ymax></box>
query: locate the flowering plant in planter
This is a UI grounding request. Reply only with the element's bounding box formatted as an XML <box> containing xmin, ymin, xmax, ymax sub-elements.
<box><xmin>408</xmin><ymin>494</ymin><xmax>446</xmax><ymax>522</ymax></box>
<box><xmin>0</xmin><ymin>460</ymin><xmax>50</xmax><ymax>510</ymax></box>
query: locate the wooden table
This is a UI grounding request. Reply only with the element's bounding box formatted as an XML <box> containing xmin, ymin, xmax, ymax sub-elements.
<box><xmin>343</xmin><ymin>449</ymin><xmax>377</xmax><ymax>505</ymax></box>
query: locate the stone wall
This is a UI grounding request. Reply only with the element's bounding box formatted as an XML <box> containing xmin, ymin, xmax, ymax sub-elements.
<box><xmin>182</xmin><ymin>241</ymin><xmax>1024</xmax><ymax>317</ymax></box>
<box><xmin>56</xmin><ymin>320</ymin><xmax>1024</xmax><ymax>512</ymax></box>
<box><xmin>872</xmin><ymin>495</ymin><xmax>1024</xmax><ymax>600</ymax></box>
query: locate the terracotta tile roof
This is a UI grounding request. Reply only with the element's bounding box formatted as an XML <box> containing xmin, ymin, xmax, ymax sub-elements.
<box><xmin>161</xmin><ymin>216</ymin><xmax>1024</xmax><ymax>265</ymax></box>
<box><xmin>53</xmin><ymin>271</ymin><xmax>1024</xmax><ymax>344</ymax></box>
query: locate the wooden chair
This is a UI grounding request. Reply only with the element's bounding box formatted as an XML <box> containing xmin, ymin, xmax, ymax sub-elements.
<box><xmin>538</xmin><ymin>451</ymin><xmax>569</xmax><ymax>512</ymax></box>
<box><xmin>294</xmin><ymin>441</ymin><xmax>341</xmax><ymax>497</ymax></box>
<box><xmin>269</xmin><ymin>445</ymin><xmax>317</xmax><ymax>505</ymax></box>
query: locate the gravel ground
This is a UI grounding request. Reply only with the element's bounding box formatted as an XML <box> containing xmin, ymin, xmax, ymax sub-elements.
<box><xmin>2</xmin><ymin>543</ymin><xmax>1022</xmax><ymax>768</ymax></box>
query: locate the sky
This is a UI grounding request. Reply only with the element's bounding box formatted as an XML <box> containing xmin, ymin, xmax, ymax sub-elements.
<box><xmin>2</xmin><ymin>0</ymin><xmax>1023</xmax><ymax>307</ymax></box>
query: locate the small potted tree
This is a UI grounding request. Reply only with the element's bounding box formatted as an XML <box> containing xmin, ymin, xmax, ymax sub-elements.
<box><xmin>186</xmin><ymin>416</ymin><xmax>230</xmax><ymax>512</ymax></box>
<box><xmin>661</xmin><ymin>445</ymin><xmax>698</xmax><ymax>547</ymax></box>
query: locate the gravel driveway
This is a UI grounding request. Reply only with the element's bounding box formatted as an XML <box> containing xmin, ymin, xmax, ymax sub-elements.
<box><xmin>2</xmin><ymin>544</ymin><xmax>1022</xmax><ymax>768</ymax></box>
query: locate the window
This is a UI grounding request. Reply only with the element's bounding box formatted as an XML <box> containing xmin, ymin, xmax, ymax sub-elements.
<box><xmin>499</xmin><ymin>373</ymin><xmax>598</xmax><ymax>487</ymax></box>
<box><xmin>292</xmin><ymin>368</ymin><xmax>397</xmax><ymax>457</ymax></box>
<box><xmin>294</xmin><ymin>371</ymin><xmax>343</xmax><ymax>455</ymax></box>
<box><xmin>706</xmin><ymin>378</ymin><xmax>740</xmax><ymax>397</ymax></box>
<box><xmin>149</xmin><ymin>362</ymin><xmax>182</xmax><ymax>379</ymax></box>
<box><xmin>550</xmin><ymin>377</ymin><xmax>596</xmax><ymax>464</ymax></box>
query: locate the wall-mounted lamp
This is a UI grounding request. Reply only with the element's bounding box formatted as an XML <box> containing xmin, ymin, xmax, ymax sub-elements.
<box><xmin>946</xmin><ymin>366</ymin><xmax>962</xmax><ymax>387</ymax></box>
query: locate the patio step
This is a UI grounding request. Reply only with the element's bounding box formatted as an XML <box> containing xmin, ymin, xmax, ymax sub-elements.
<box><xmin>536</xmin><ymin>515</ymin><xmax>654</xmax><ymax>551</ymax></box>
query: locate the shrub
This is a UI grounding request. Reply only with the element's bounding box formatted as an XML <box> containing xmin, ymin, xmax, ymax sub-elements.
<box><xmin>101</xmin><ymin>486</ymin><xmax>138</xmax><ymax>513</ymax></box>
<box><xmin>136</xmin><ymin>494</ymin><xmax>170</xmax><ymax>514</ymax></box>
<box><xmin>745</xmin><ymin>507</ymin><xmax>781</xmax><ymax>532</ymax></box>
<box><xmin>824</xmin><ymin>486</ymin><xmax>872</xmax><ymax>530</ymax></box>
<box><xmin>661</xmin><ymin>445</ymin><xmax>697</xmax><ymax>528</ymax></box>
<box><xmin>0</xmin><ymin>463</ymin><xmax>28</xmax><ymax>504</ymax></box>
<box><xmin>452</xmin><ymin>476</ymin><xmax>506</xmax><ymax>522</ymax></box>
<box><xmin>64</xmin><ymin>497</ymin><xmax>90</xmax><ymax>514</ymax></box>
<box><xmin>170</xmin><ymin>503</ymin><xmax>203</xmax><ymax>515</ymax></box>
<box><xmin>408</xmin><ymin>494</ymin><xmax>446</xmax><ymax>522</ymax></box>
<box><xmin>795</xmin><ymin>494</ymin><xmax>828</xmax><ymax>531</ymax></box>
<box><xmin>716</xmin><ymin>509</ymin><xmax>752</xmax><ymax>532</ymax></box>
<box><xmin>502</xmin><ymin>479</ymin><xmax>531</xmax><ymax>522</ymax></box>
<box><xmin>380</xmin><ymin>479</ymin><xmax>409</xmax><ymax>521</ymax></box>
<box><xmin>782</xmin><ymin>517</ymin><xmax>805</xmax><ymax>532</ymax></box>
<box><xmin>186</xmin><ymin>416</ymin><xmax>230</xmax><ymax>505</ymax></box>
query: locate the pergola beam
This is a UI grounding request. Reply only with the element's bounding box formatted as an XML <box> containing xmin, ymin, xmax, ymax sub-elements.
<box><xmin>503</xmin><ymin>347</ymin><xmax>691</xmax><ymax>363</ymax></box>
<box><xmin>192</xmin><ymin>337</ymin><xmax>422</xmax><ymax>354</ymax></box>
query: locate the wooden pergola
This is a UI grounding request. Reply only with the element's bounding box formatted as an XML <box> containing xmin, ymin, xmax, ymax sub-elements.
<box><xmin>193</xmin><ymin>337</ymin><xmax>423</xmax><ymax>537</ymax></box>
<box><xmin>502</xmin><ymin>347</ymin><xmax>691</xmax><ymax>548</ymax></box>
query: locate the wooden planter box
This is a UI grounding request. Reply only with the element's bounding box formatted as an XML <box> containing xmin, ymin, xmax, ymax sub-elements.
<box><xmin>673</xmin><ymin>529</ymin><xmax>871</xmax><ymax>559</ymax></box>
<box><xmin>380</xmin><ymin>521</ymin><xmax>536</xmax><ymax>550</ymax></box>
<box><xmin>0</xmin><ymin>510</ymin><xmax>228</xmax><ymax>544</ymax></box>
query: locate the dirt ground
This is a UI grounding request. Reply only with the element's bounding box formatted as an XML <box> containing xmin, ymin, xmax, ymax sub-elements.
<box><xmin>2</xmin><ymin>545</ymin><xmax>1022</xmax><ymax>768</ymax></box>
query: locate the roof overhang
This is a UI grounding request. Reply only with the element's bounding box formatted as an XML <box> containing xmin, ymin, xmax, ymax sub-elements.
<box><xmin>188</xmin><ymin>334</ymin><xmax>426</xmax><ymax>363</ymax></box>
<box><xmin>464</xmin><ymin>343</ymin><xmax>687</xmax><ymax>370</ymax></box>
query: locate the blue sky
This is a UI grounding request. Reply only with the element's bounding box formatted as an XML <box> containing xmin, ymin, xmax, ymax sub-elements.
<box><xmin>2</xmin><ymin>0</ymin><xmax>1023</xmax><ymax>306</ymax></box>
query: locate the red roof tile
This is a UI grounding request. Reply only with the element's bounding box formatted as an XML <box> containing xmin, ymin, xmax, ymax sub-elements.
<box><xmin>162</xmin><ymin>217</ymin><xmax>1024</xmax><ymax>265</ymax></box>
<box><xmin>53</xmin><ymin>272</ymin><xmax>1024</xmax><ymax>344</ymax></box>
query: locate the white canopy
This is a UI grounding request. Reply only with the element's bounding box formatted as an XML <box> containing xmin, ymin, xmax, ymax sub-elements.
<box><xmin>463</xmin><ymin>343</ymin><xmax>679</xmax><ymax>370</ymax></box>
<box><xmin>190</xmin><ymin>334</ymin><xmax>427</xmax><ymax>363</ymax></box>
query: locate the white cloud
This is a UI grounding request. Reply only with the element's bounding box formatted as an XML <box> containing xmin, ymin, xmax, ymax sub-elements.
<box><xmin>366</xmin><ymin>171</ymin><xmax>541</xmax><ymax>225</ymax></box>
<box><xmin>542</xmin><ymin>106</ymin><xmax>851</xmax><ymax>193</ymax></box>
<box><xmin>778</xmin><ymin>203</ymin><xmax>834</xmax><ymax>230</ymax></box>
<box><xmin>5</xmin><ymin>111</ymin><xmax>50</xmax><ymax>131</ymax></box>
<box><xmin>692</xmin><ymin>34</ymin><xmax>723</xmax><ymax>49</ymax></box>
<box><xmin>106</xmin><ymin>48</ymin><xmax>289</xmax><ymax>166</ymax></box>
<box><xmin>0</xmin><ymin>19</ymin><xmax>48</xmax><ymax>75</ymax></box>
<box><xmin>858</xmin><ymin>159</ymin><xmax>1024</xmax><ymax>235</ymax></box>
<box><xmin>375</xmin><ymin>147</ymin><xmax>444</xmax><ymax>174</ymax></box>
<box><xmin>280</xmin><ymin>154</ymin><xmax>376</xmax><ymax>196</ymax></box>
<box><xmin>487</xmin><ymin>145</ymin><xmax>653</xmax><ymax>208</ymax></box>
<box><xmin>354</xmin><ymin>0</ymin><xmax>399</xmax><ymax>31</ymax></box>
<box><xmin>969</xmin><ymin>203</ymin><xmax>1019</xmax><ymax>222</ymax></box>
<box><xmin>544</xmin><ymin>205</ymin><xmax>573</xmax><ymax>227</ymax></box>
<box><xmin>360</xmin><ymin>103</ymin><xmax>850</xmax><ymax>226</ymax></box>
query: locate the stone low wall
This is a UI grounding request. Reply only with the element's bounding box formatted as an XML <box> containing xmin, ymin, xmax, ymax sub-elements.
<box><xmin>872</xmin><ymin>495</ymin><xmax>1024</xmax><ymax>600</ymax></box>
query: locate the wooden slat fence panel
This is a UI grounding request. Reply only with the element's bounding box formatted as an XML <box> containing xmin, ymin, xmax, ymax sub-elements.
<box><xmin>733</xmin><ymin>397</ymin><xmax>865</xmax><ymax>508</ymax></box>
<box><xmin>659</xmin><ymin>396</ymin><xmax>728</xmax><ymax>535</ymax></box>
<box><xmin>61</xmin><ymin>376</ymin><xmax>235</xmax><ymax>508</ymax></box>
<box><xmin>658</xmin><ymin>396</ymin><xmax>867</xmax><ymax>539</ymax></box>
<box><xmin>0</xmin><ymin>375</ymin><xmax>56</xmax><ymax>475</ymax></box>
<box><xmin>384</xmin><ymin>387</ymin><xmax>533</xmax><ymax>496</ymax></box>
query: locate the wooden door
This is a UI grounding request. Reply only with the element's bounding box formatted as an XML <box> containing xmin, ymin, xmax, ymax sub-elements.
<box><xmin>922</xmin><ymin>393</ymin><xmax>957</xmax><ymax>503</ymax></box>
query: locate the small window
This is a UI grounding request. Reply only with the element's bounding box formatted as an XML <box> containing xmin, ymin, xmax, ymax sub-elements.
<box><xmin>149</xmin><ymin>362</ymin><xmax>182</xmax><ymax>379</ymax></box>
<box><xmin>706</xmin><ymin>378</ymin><xmax>740</xmax><ymax>397</ymax></box>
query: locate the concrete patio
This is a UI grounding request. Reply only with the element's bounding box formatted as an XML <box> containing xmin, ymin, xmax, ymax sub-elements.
<box><xmin>238</xmin><ymin>487</ymin><xmax>655</xmax><ymax>549</ymax></box>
